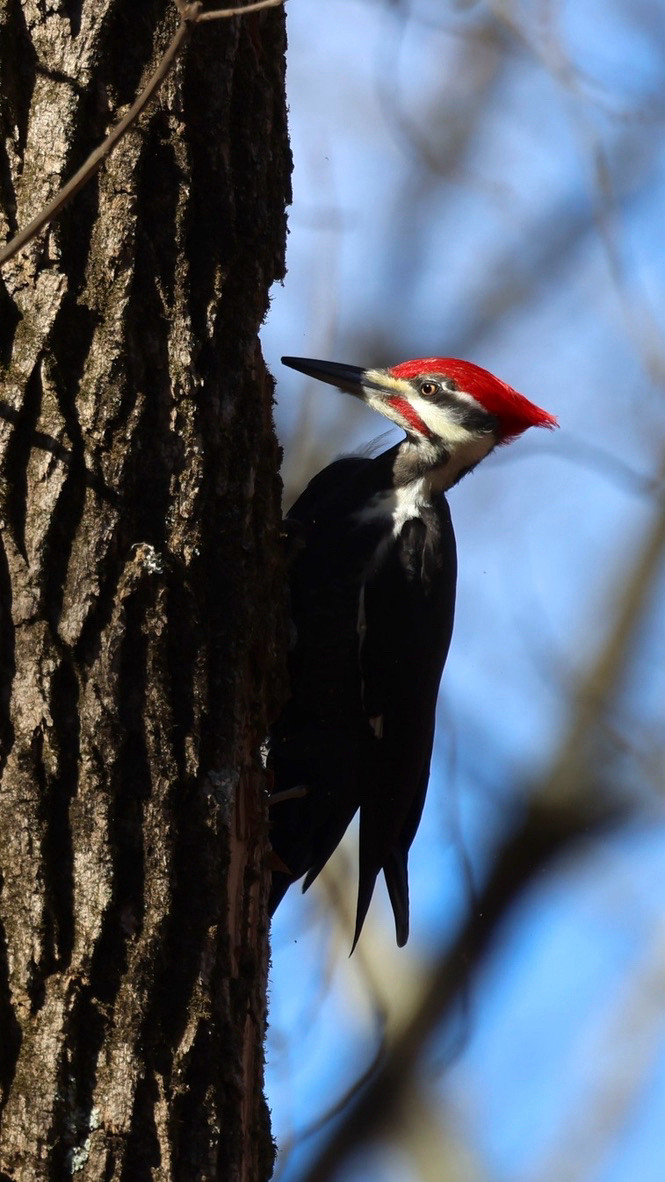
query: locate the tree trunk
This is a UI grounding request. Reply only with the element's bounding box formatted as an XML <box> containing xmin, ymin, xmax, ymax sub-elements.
<box><xmin>0</xmin><ymin>2</ymin><xmax>289</xmax><ymax>1178</ymax></box>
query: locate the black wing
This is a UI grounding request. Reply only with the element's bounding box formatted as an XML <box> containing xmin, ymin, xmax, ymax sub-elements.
<box><xmin>286</xmin><ymin>455</ymin><xmax>373</xmax><ymax>521</ymax></box>
<box><xmin>269</xmin><ymin>456</ymin><xmax>382</xmax><ymax>911</ymax></box>
<box><xmin>354</xmin><ymin>502</ymin><xmax>456</xmax><ymax>946</ymax></box>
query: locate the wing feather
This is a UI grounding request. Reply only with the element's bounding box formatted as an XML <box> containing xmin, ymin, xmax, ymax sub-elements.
<box><xmin>355</xmin><ymin>503</ymin><xmax>456</xmax><ymax>943</ymax></box>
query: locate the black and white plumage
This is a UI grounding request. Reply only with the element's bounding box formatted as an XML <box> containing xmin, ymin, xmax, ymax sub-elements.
<box><xmin>269</xmin><ymin>355</ymin><xmax>556</xmax><ymax>947</ymax></box>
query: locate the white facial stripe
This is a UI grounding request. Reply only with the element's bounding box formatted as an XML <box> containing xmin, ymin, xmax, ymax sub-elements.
<box><xmin>445</xmin><ymin>386</ymin><xmax>483</xmax><ymax>409</ymax></box>
<box><xmin>364</xmin><ymin>368</ymin><xmax>411</xmax><ymax>395</ymax></box>
<box><xmin>409</xmin><ymin>395</ymin><xmax>475</xmax><ymax>443</ymax></box>
<box><xmin>364</xmin><ymin>371</ymin><xmax>485</xmax><ymax>444</ymax></box>
<box><xmin>432</xmin><ymin>434</ymin><xmax>495</xmax><ymax>488</ymax></box>
<box><xmin>411</xmin><ymin>398</ymin><xmax>498</xmax><ymax>479</ymax></box>
<box><xmin>363</xmin><ymin>389</ymin><xmax>413</xmax><ymax>430</ymax></box>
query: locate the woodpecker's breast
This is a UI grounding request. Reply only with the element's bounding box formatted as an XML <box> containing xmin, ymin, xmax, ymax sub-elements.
<box><xmin>355</xmin><ymin>479</ymin><xmax>429</xmax><ymax>537</ymax></box>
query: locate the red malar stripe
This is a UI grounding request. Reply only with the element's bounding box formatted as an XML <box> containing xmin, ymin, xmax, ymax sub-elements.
<box><xmin>388</xmin><ymin>395</ymin><xmax>432</xmax><ymax>438</ymax></box>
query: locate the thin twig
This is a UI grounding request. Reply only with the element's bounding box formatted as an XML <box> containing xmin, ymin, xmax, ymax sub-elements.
<box><xmin>198</xmin><ymin>0</ymin><xmax>283</xmax><ymax>19</ymax></box>
<box><xmin>0</xmin><ymin>0</ymin><xmax>284</xmax><ymax>269</ymax></box>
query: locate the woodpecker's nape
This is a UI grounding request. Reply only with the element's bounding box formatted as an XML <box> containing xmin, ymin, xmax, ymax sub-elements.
<box><xmin>269</xmin><ymin>355</ymin><xmax>556</xmax><ymax>948</ymax></box>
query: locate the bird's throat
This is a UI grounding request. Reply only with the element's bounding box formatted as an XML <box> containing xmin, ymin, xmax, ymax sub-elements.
<box><xmin>394</xmin><ymin>432</ymin><xmax>496</xmax><ymax>492</ymax></box>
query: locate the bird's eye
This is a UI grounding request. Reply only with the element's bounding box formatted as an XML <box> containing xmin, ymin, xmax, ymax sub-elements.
<box><xmin>420</xmin><ymin>381</ymin><xmax>439</xmax><ymax>397</ymax></box>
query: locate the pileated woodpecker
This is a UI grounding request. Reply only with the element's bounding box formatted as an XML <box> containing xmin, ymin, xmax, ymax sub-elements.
<box><xmin>269</xmin><ymin>355</ymin><xmax>557</xmax><ymax>948</ymax></box>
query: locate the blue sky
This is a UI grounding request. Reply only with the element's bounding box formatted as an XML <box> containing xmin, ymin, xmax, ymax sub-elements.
<box><xmin>262</xmin><ymin>2</ymin><xmax>665</xmax><ymax>1178</ymax></box>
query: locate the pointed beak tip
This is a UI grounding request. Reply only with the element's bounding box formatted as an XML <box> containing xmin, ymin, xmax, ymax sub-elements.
<box><xmin>280</xmin><ymin>356</ymin><xmax>367</xmax><ymax>393</ymax></box>
<box><xmin>281</xmin><ymin>355</ymin><xmax>302</xmax><ymax>373</ymax></box>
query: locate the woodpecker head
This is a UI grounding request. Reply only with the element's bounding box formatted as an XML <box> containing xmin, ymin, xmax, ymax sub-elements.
<box><xmin>282</xmin><ymin>354</ymin><xmax>557</xmax><ymax>488</ymax></box>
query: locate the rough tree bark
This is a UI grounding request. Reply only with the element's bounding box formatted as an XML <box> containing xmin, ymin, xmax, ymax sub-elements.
<box><xmin>0</xmin><ymin>1</ymin><xmax>290</xmax><ymax>1178</ymax></box>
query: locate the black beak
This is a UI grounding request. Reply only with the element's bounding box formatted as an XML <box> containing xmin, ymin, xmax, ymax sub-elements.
<box><xmin>281</xmin><ymin>356</ymin><xmax>367</xmax><ymax>397</ymax></box>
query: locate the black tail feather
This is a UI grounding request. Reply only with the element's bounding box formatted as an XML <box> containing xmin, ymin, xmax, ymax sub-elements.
<box><xmin>383</xmin><ymin>850</ymin><xmax>409</xmax><ymax>947</ymax></box>
<box><xmin>351</xmin><ymin>863</ymin><xmax>380</xmax><ymax>954</ymax></box>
